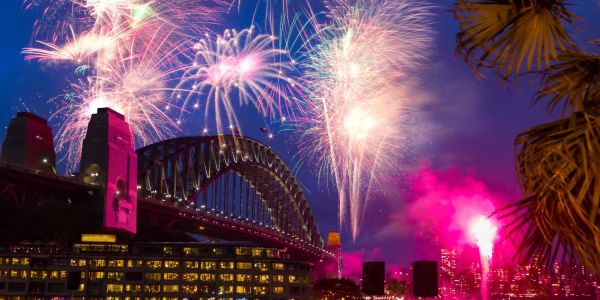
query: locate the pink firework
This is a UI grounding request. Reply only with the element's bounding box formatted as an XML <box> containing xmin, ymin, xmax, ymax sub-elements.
<box><xmin>177</xmin><ymin>27</ymin><xmax>300</xmax><ymax>136</ymax></box>
<box><xmin>469</xmin><ymin>215</ymin><xmax>498</xmax><ymax>300</ymax></box>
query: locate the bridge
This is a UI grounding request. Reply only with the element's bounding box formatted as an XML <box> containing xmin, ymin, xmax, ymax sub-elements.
<box><xmin>0</xmin><ymin>110</ymin><xmax>332</xmax><ymax>262</ymax></box>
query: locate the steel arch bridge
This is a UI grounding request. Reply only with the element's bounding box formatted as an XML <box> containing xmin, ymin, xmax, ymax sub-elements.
<box><xmin>136</xmin><ymin>135</ymin><xmax>328</xmax><ymax>261</ymax></box>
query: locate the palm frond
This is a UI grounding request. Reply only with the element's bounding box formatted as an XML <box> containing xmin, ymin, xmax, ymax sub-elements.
<box><xmin>537</xmin><ymin>51</ymin><xmax>600</xmax><ymax>116</ymax></box>
<box><xmin>499</xmin><ymin>111</ymin><xmax>600</xmax><ymax>272</ymax></box>
<box><xmin>453</xmin><ymin>0</ymin><xmax>576</xmax><ymax>78</ymax></box>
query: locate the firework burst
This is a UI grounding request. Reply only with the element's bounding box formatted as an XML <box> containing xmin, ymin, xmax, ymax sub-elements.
<box><xmin>177</xmin><ymin>27</ymin><xmax>300</xmax><ymax>136</ymax></box>
<box><xmin>297</xmin><ymin>0</ymin><xmax>434</xmax><ymax>239</ymax></box>
<box><xmin>470</xmin><ymin>215</ymin><xmax>498</xmax><ymax>300</ymax></box>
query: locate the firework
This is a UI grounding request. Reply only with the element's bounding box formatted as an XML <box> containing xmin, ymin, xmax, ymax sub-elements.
<box><xmin>177</xmin><ymin>27</ymin><xmax>300</xmax><ymax>136</ymax></box>
<box><xmin>470</xmin><ymin>215</ymin><xmax>498</xmax><ymax>300</ymax></box>
<box><xmin>297</xmin><ymin>0</ymin><xmax>433</xmax><ymax>239</ymax></box>
<box><xmin>51</xmin><ymin>24</ymin><xmax>187</xmax><ymax>171</ymax></box>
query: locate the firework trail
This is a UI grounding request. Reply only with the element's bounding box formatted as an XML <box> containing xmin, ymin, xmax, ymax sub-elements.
<box><xmin>470</xmin><ymin>215</ymin><xmax>498</xmax><ymax>300</ymax></box>
<box><xmin>296</xmin><ymin>0</ymin><xmax>433</xmax><ymax>239</ymax></box>
<box><xmin>177</xmin><ymin>27</ymin><xmax>300</xmax><ymax>136</ymax></box>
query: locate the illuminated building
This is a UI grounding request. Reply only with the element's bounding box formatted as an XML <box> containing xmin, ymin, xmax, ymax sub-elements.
<box><xmin>0</xmin><ymin>236</ymin><xmax>312</xmax><ymax>299</ymax></box>
<box><xmin>440</xmin><ymin>248</ymin><xmax>457</xmax><ymax>299</ymax></box>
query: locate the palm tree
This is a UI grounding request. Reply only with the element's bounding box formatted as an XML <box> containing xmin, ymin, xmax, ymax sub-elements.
<box><xmin>453</xmin><ymin>1</ymin><xmax>600</xmax><ymax>273</ymax></box>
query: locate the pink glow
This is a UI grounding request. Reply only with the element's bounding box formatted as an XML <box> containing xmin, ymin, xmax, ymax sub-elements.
<box><xmin>469</xmin><ymin>215</ymin><xmax>498</xmax><ymax>258</ymax></box>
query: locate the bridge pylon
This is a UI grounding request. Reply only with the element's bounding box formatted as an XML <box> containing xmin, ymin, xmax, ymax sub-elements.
<box><xmin>79</xmin><ymin>108</ymin><xmax>137</xmax><ymax>234</ymax></box>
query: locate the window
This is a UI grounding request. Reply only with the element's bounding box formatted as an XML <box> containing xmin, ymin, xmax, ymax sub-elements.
<box><xmin>219</xmin><ymin>261</ymin><xmax>234</xmax><ymax>269</ymax></box>
<box><xmin>219</xmin><ymin>274</ymin><xmax>234</xmax><ymax>282</ymax></box>
<box><xmin>106</xmin><ymin>284</ymin><xmax>124</xmax><ymax>293</ymax></box>
<box><xmin>288</xmin><ymin>275</ymin><xmax>299</xmax><ymax>283</ymax></box>
<box><xmin>90</xmin><ymin>259</ymin><xmax>106</xmax><ymax>268</ymax></box>
<box><xmin>218</xmin><ymin>285</ymin><xmax>233</xmax><ymax>294</ymax></box>
<box><xmin>163</xmin><ymin>273</ymin><xmax>179</xmax><ymax>280</ymax></box>
<box><xmin>89</xmin><ymin>272</ymin><xmax>105</xmax><ymax>280</ymax></box>
<box><xmin>184</xmin><ymin>261</ymin><xmax>198</xmax><ymax>268</ymax></box>
<box><xmin>237</xmin><ymin>262</ymin><xmax>252</xmax><ymax>270</ymax></box>
<box><xmin>163</xmin><ymin>285</ymin><xmax>179</xmax><ymax>292</ymax></box>
<box><xmin>144</xmin><ymin>284</ymin><xmax>161</xmax><ymax>293</ymax></box>
<box><xmin>11</xmin><ymin>258</ymin><xmax>29</xmax><ymax>266</ymax></box>
<box><xmin>183</xmin><ymin>273</ymin><xmax>198</xmax><ymax>282</ymax></box>
<box><xmin>108</xmin><ymin>272</ymin><xmax>125</xmax><ymax>281</ymax></box>
<box><xmin>163</xmin><ymin>247</ymin><xmax>175</xmax><ymax>255</ymax></box>
<box><xmin>199</xmin><ymin>273</ymin><xmax>215</xmax><ymax>282</ymax></box>
<box><xmin>236</xmin><ymin>274</ymin><xmax>252</xmax><ymax>282</ymax></box>
<box><xmin>253</xmin><ymin>286</ymin><xmax>267</xmax><ymax>295</ymax></box>
<box><xmin>200</xmin><ymin>261</ymin><xmax>216</xmax><ymax>270</ymax></box>
<box><xmin>146</xmin><ymin>260</ymin><xmax>162</xmax><ymax>269</ymax></box>
<box><xmin>256</xmin><ymin>274</ymin><xmax>269</xmax><ymax>284</ymax></box>
<box><xmin>127</xmin><ymin>260</ymin><xmax>143</xmax><ymax>268</ymax></box>
<box><xmin>144</xmin><ymin>272</ymin><xmax>161</xmax><ymax>281</ymax></box>
<box><xmin>252</xmin><ymin>248</ymin><xmax>263</xmax><ymax>257</ymax></box>
<box><xmin>273</xmin><ymin>275</ymin><xmax>285</xmax><ymax>283</ymax></box>
<box><xmin>70</xmin><ymin>259</ymin><xmax>86</xmax><ymax>267</ymax></box>
<box><xmin>164</xmin><ymin>260</ymin><xmax>180</xmax><ymax>268</ymax></box>
<box><xmin>273</xmin><ymin>286</ymin><xmax>284</xmax><ymax>294</ymax></box>
<box><xmin>265</xmin><ymin>249</ymin><xmax>275</xmax><ymax>257</ymax></box>
<box><xmin>30</xmin><ymin>271</ymin><xmax>47</xmax><ymax>280</ymax></box>
<box><xmin>236</xmin><ymin>286</ymin><xmax>250</xmax><ymax>294</ymax></box>
<box><xmin>108</xmin><ymin>260</ymin><xmax>125</xmax><ymax>267</ymax></box>
<box><xmin>254</xmin><ymin>263</ymin><xmax>268</xmax><ymax>272</ymax></box>
<box><xmin>273</xmin><ymin>263</ymin><xmax>285</xmax><ymax>270</ymax></box>
<box><xmin>182</xmin><ymin>284</ymin><xmax>198</xmax><ymax>294</ymax></box>
<box><xmin>183</xmin><ymin>247</ymin><xmax>199</xmax><ymax>255</ymax></box>
<box><xmin>235</xmin><ymin>247</ymin><xmax>251</xmax><ymax>256</ymax></box>
<box><xmin>125</xmin><ymin>284</ymin><xmax>141</xmax><ymax>293</ymax></box>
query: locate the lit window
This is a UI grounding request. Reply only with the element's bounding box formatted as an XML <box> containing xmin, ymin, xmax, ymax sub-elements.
<box><xmin>127</xmin><ymin>260</ymin><xmax>143</xmax><ymax>268</ymax></box>
<box><xmin>219</xmin><ymin>285</ymin><xmax>234</xmax><ymax>294</ymax></box>
<box><xmin>163</xmin><ymin>273</ymin><xmax>179</xmax><ymax>280</ymax></box>
<box><xmin>235</xmin><ymin>247</ymin><xmax>252</xmax><ymax>256</ymax></box>
<box><xmin>273</xmin><ymin>263</ymin><xmax>285</xmax><ymax>270</ymax></box>
<box><xmin>237</xmin><ymin>262</ymin><xmax>252</xmax><ymax>270</ymax></box>
<box><xmin>219</xmin><ymin>274</ymin><xmax>234</xmax><ymax>282</ymax></box>
<box><xmin>90</xmin><ymin>259</ymin><xmax>106</xmax><ymax>268</ymax></box>
<box><xmin>256</xmin><ymin>274</ymin><xmax>269</xmax><ymax>284</ymax></box>
<box><xmin>253</xmin><ymin>286</ymin><xmax>267</xmax><ymax>295</ymax></box>
<box><xmin>236</xmin><ymin>274</ymin><xmax>252</xmax><ymax>282</ymax></box>
<box><xmin>144</xmin><ymin>273</ymin><xmax>161</xmax><ymax>281</ymax></box>
<box><xmin>108</xmin><ymin>272</ymin><xmax>125</xmax><ymax>281</ymax></box>
<box><xmin>236</xmin><ymin>286</ymin><xmax>250</xmax><ymax>294</ymax></box>
<box><xmin>183</xmin><ymin>273</ymin><xmax>198</xmax><ymax>282</ymax></box>
<box><xmin>265</xmin><ymin>249</ymin><xmax>275</xmax><ymax>257</ymax></box>
<box><xmin>199</xmin><ymin>273</ymin><xmax>215</xmax><ymax>282</ymax></box>
<box><xmin>89</xmin><ymin>272</ymin><xmax>105</xmax><ymax>280</ymax></box>
<box><xmin>12</xmin><ymin>258</ymin><xmax>29</xmax><ymax>266</ymax></box>
<box><xmin>144</xmin><ymin>284</ymin><xmax>161</xmax><ymax>293</ymax></box>
<box><xmin>273</xmin><ymin>275</ymin><xmax>285</xmax><ymax>283</ymax></box>
<box><xmin>273</xmin><ymin>286</ymin><xmax>284</xmax><ymax>294</ymax></box>
<box><xmin>163</xmin><ymin>284</ymin><xmax>179</xmax><ymax>292</ymax></box>
<box><xmin>184</xmin><ymin>261</ymin><xmax>198</xmax><ymax>268</ymax></box>
<box><xmin>163</xmin><ymin>247</ymin><xmax>174</xmax><ymax>255</ymax></box>
<box><xmin>164</xmin><ymin>260</ymin><xmax>180</xmax><ymax>268</ymax></box>
<box><xmin>125</xmin><ymin>284</ymin><xmax>141</xmax><ymax>292</ymax></box>
<box><xmin>219</xmin><ymin>261</ymin><xmax>234</xmax><ymax>269</ymax></box>
<box><xmin>183</xmin><ymin>247</ymin><xmax>199</xmax><ymax>255</ymax></box>
<box><xmin>70</xmin><ymin>259</ymin><xmax>86</xmax><ymax>267</ymax></box>
<box><xmin>30</xmin><ymin>271</ymin><xmax>47</xmax><ymax>280</ymax></box>
<box><xmin>252</xmin><ymin>248</ymin><xmax>263</xmax><ymax>257</ymax></box>
<box><xmin>106</xmin><ymin>284</ymin><xmax>124</xmax><ymax>293</ymax></box>
<box><xmin>146</xmin><ymin>260</ymin><xmax>162</xmax><ymax>269</ymax></box>
<box><xmin>182</xmin><ymin>284</ymin><xmax>198</xmax><ymax>294</ymax></box>
<box><xmin>200</xmin><ymin>261</ymin><xmax>216</xmax><ymax>270</ymax></box>
<box><xmin>288</xmin><ymin>275</ymin><xmax>299</xmax><ymax>283</ymax></box>
<box><xmin>254</xmin><ymin>263</ymin><xmax>269</xmax><ymax>272</ymax></box>
<box><xmin>10</xmin><ymin>270</ymin><xmax>27</xmax><ymax>279</ymax></box>
<box><xmin>108</xmin><ymin>260</ymin><xmax>125</xmax><ymax>267</ymax></box>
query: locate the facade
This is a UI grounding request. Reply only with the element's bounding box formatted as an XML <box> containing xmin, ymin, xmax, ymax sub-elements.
<box><xmin>0</xmin><ymin>238</ymin><xmax>312</xmax><ymax>299</ymax></box>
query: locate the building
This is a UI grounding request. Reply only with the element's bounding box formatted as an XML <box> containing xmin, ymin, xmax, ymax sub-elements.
<box><xmin>0</xmin><ymin>236</ymin><xmax>312</xmax><ymax>299</ymax></box>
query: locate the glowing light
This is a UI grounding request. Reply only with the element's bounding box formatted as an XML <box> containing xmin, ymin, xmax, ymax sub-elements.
<box><xmin>469</xmin><ymin>215</ymin><xmax>498</xmax><ymax>300</ymax></box>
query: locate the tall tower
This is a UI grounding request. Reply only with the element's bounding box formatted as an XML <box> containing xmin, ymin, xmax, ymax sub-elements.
<box><xmin>1</xmin><ymin>112</ymin><xmax>56</xmax><ymax>173</ymax></box>
<box><xmin>79</xmin><ymin>108</ymin><xmax>137</xmax><ymax>234</ymax></box>
<box><xmin>326</xmin><ymin>230</ymin><xmax>342</xmax><ymax>278</ymax></box>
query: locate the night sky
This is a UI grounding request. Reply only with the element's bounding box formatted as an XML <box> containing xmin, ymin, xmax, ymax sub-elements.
<box><xmin>1</xmin><ymin>1</ymin><xmax>599</xmax><ymax>268</ymax></box>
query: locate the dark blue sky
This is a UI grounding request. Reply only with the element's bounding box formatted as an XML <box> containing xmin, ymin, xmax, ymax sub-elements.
<box><xmin>1</xmin><ymin>1</ymin><xmax>599</xmax><ymax>267</ymax></box>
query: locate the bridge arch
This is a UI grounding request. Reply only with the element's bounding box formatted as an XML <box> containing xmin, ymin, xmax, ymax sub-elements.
<box><xmin>136</xmin><ymin>135</ymin><xmax>325</xmax><ymax>258</ymax></box>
